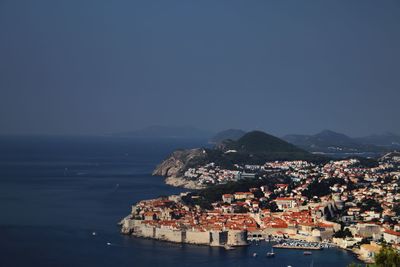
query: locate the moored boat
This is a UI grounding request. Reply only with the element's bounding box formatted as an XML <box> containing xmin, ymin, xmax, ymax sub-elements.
<box><xmin>266</xmin><ymin>247</ymin><xmax>275</xmax><ymax>258</ymax></box>
<box><xmin>224</xmin><ymin>245</ymin><xmax>235</xmax><ymax>250</ymax></box>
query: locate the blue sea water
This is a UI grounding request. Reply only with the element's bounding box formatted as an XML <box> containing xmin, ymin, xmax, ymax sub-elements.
<box><xmin>0</xmin><ymin>136</ymin><xmax>361</xmax><ymax>267</ymax></box>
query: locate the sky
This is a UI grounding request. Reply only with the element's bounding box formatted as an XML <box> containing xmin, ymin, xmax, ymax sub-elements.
<box><xmin>0</xmin><ymin>0</ymin><xmax>399</xmax><ymax>137</ymax></box>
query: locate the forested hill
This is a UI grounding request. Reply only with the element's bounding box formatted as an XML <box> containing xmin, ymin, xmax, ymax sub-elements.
<box><xmin>153</xmin><ymin>131</ymin><xmax>327</xmax><ymax>179</ymax></box>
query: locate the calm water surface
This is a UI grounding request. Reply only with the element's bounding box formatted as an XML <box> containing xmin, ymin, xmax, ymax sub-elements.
<box><xmin>0</xmin><ymin>136</ymin><xmax>361</xmax><ymax>267</ymax></box>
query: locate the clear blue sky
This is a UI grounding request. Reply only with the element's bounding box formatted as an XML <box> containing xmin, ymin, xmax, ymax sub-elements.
<box><xmin>0</xmin><ymin>0</ymin><xmax>399</xmax><ymax>136</ymax></box>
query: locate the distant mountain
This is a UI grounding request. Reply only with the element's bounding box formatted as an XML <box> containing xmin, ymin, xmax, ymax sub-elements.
<box><xmin>283</xmin><ymin>130</ymin><xmax>385</xmax><ymax>153</ymax></box>
<box><xmin>113</xmin><ymin>125</ymin><xmax>213</xmax><ymax>139</ymax></box>
<box><xmin>209</xmin><ymin>129</ymin><xmax>246</xmax><ymax>144</ymax></box>
<box><xmin>380</xmin><ymin>151</ymin><xmax>400</xmax><ymax>161</ymax></box>
<box><xmin>355</xmin><ymin>132</ymin><xmax>400</xmax><ymax>148</ymax></box>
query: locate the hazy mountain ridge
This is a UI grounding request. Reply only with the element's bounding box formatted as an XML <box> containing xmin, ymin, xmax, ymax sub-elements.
<box><xmin>112</xmin><ymin>125</ymin><xmax>213</xmax><ymax>139</ymax></box>
<box><xmin>355</xmin><ymin>132</ymin><xmax>400</xmax><ymax>147</ymax></box>
<box><xmin>112</xmin><ymin>126</ymin><xmax>400</xmax><ymax>154</ymax></box>
<box><xmin>209</xmin><ymin>129</ymin><xmax>246</xmax><ymax>144</ymax></box>
<box><xmin>283</xmin><ymin>130</ymin><xmax>397</xmax><ymax>153</ymax></box>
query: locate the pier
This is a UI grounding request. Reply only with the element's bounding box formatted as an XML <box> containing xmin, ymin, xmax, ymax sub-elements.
<box><xmin>273</xmin><ymin>244</ymin><xmax>322</xmax><ymax>250</ymax></box>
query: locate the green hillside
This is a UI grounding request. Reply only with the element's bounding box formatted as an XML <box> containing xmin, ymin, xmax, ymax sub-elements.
<box><xmin>228</xmin><ymin>131</ymin><xmax>306</xmax><ymax>153</ymax></box>
<box><xmin>208</xmin><ymin>131</ymin><xmax>326</xmax><ymax>166</ymax></box>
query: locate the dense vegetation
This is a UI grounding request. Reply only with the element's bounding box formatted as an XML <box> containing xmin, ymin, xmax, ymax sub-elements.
<box><xmin>393</xmin><ymin>204</ymin><xmax>400</xmax><ymax>216</ymax></box>
<box><xmin>373</xmin><ymin>245</ymin><xmax>400</xmax><ymax>267</ymax></box>
<box><xmin>204</xmin><ymin>149</ymin><xmax>326</xmax><ymax>169</ymax></box>
<box><xmin>284</xmin><ymin>130</ymin><xmax>389</xmax><ymax>153</ymax></box>
<box><xmin>358</xmin><ymin>198</ymin><xmax>383</xmax><ymax>213</ymax></box>
<box><xmin>348</xmin><ymin>245</ymin><xmax>400</xmax><ymax>267</ymax></box>
<box><xmin>333</xmin><ymin>228</ymin><xmax>353</xmax><ymax>238</ymax></box>
<box><xmin>225</xmin><ymin>131</ymin><xmax>311</xmax><ymax>154</ymax></box>
<box><xmin>203</xmin><ymin>131</ymin><xmax>330</xmax><ymax>168</ymax></box>
<box><xmin>301</xmin><ymin>177</ymin><xmax>348</xmax><ymax>198</ymax></box>
<box><xmin>350</xmin><ymin>156</ymin><xmax>380</xmax><ymax>168</ymax></box>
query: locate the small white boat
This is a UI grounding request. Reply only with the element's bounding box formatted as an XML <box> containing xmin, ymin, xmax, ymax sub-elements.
<box><xmin>224</xmin><ymin>245</ymin><xmax>235</xmax><ymax>250</ymax></box>
<box><xmin>253</xmin><ymin>253</ymin><xmax>257</xmax><ymax>257</ymax></box>
<box><xmin>107</xmin><ymin>242</ymin><xmax>111</xmax><ymax>246</ymax></box>
<box><xmin>266</xmin><ymin>247</ymin><xmax>275</xmax><ymax>258</ymax></box>
<box><xmin>92</xmin><ymin>232</ymin><xmax>96</xmax><ymax>236</ymax></box>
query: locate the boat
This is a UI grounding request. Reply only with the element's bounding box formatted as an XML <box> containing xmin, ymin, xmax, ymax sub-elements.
<box><xmin>253</xmin><ymin>253</ymin><xmax>257</xmax><ymax>257</ymax></box>
<box><xmin>304</xmin><ymin>251</ymin><xmax>312</xmax><ymax>255</ymax></box>
<box><xmin>224</xmin><ymin>245</ymin><xmax>235</xmax><ymax>250</ymax></box>
<box><xmin>273</xmin><ymin>240</ymin><xmax>322</xmax><ymax>250</ymax></box>
<box><xmin>266</xmin><ymin>247</ymin><xmax>275</xmax><ymax>258</ymax></box>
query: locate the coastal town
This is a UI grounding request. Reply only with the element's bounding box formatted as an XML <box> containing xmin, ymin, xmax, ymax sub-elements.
<box><xmin>120</xmin><ymin>152</ymin><xmax>400</xmax><ymax>263</ymax></box>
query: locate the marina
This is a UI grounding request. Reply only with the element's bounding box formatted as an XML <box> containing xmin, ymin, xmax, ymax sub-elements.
<box><xmin>273</xmin><ymin>240</ymin><xmax>324</xmax><ymax>250</ymax></box>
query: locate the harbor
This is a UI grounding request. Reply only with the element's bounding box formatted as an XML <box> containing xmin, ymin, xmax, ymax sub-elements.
<box><xmin>245</xmin><ymin>240</ymin><xmax>360</xmax><ymax>266</ymax></box>
<box><xmin>273</xmin><ymin>244</ymin><xmax>322</xmax><ymax>250</ymax></box>
<box><xmin>272</xmin><ymin>239</ymin><xmax>334</xmax><ymax>250</ymax></box>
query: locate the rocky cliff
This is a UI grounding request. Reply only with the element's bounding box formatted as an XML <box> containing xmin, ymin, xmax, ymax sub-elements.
<box><xmin>152</xmin><ymin>148</ymin><xmax>208</xmax><ymax>178</ymax></box>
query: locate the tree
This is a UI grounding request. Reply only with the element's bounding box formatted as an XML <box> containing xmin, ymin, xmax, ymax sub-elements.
<box><xmin>359</xmin><ymin>198</ymin><xmax>383</xmax><ymax>213</ymax></box>
<box><xmin>348</xmin><ymin>245</ymin><xmax>400</xmax><ymax>267</ymax></box>
<box><xmin>373</xmin><ymin>245</ymin><xmax>400</xmax><ymax>267</ymax></box>
<box><xmin>392</xmin><ymin>204</ymin><xmax>400</xmax><ymax>216</ymax></box>
<box><xmin>333</xmin><ymin>228</ymin><xmax>353</xmax><ymax>238</ymax></box>
<box><xmin>262</xmin><ymin>201</ymin><xmax>279</xmax><ymax>212</ymax></box>
<box><xmin>234</xmin><ymin>206</ymin><xmax>248</xmax><ymax>213</ymax></box>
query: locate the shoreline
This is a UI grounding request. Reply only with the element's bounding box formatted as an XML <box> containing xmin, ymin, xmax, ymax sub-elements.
<box><xmin>164</xmin><ymin>176</ymin><xmax>205</xmax><ymax>190</ymax></box>
<box><xmin>145</xmin><ymin>172</ymin><xmax>374</xmax><ymax>264</ymax></box>
<box><xmin>159</xmin><ymin>178</ymin><xmax>369</xmax><ymax>263</ymax></box>
<box><xmin>273</xmin><ymin>244</ymin><xmax>322</xmax><ymax>250</ymax></box>
<box><xmin>350</xmin><ymin>248</ymin><xmax>374</xmax><ymax>264</ymax></box>
<box><xmin>123</xmin><ymin>226</ymin><xmax>364</xmax><ymax>262</ymax></box>
<box><xmin>127</xmin><ymin>232</ymin><xmax>245</xmax><ymax>249</ymax></box>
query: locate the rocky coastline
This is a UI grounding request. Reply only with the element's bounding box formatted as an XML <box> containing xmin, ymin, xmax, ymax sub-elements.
<box><xmin>164</xmin><ymin>176</ymin><xmax>204</xmax><ymax>190</ymax></box>
<box><xmin>152</xmin><ymin>148</ymin><xmax>208</xmax><ymax>189</ymax></box>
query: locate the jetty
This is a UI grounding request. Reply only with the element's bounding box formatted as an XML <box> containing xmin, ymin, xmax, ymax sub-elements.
<box><xmin>273</xmin><ymin>241</ymin><xmax>323</xmax><ymax>250</ymax></box>
<box><xmin>273</xmin><ymin>244</ymin><xmax>322</xmax><ymax>250</ymax></box>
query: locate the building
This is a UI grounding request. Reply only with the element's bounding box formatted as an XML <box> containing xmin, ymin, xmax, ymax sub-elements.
<box><xmin>222</xmin><ymin>194</ymin><xmax>234</xmax><ymax>204</ymax></box>
<box><xmin>383</xmin><ymin>228</ymin><xmax>400</xmax><ymax>244</ymax></box>
<box><xmin>275</xmin><ymin>197</ymin><xmax>297</xmax><ymax>210</ymax></box>
<box><xmin>350</xmin><ymin>223</ymin><xmax>381</xmax><ymax>239</ymax></box>
<box><xmin>234</xmin><ymin>192</ymin><xmax>254</xmax><ymax>200</ymax></box>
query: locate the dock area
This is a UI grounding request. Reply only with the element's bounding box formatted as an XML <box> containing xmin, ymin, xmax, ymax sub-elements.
<box><xmin>273</xmin><ymin>244</ymin><xmax>322</xmax><ymax>250</ymax></box>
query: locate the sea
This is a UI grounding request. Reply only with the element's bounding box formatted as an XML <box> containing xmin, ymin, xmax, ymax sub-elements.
<box><xmin>0</xmin><ymin>135</ymin><xmax>362</xmax><ymax>267</ymax></box>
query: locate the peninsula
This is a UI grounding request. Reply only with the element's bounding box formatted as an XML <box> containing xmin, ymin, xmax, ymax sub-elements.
<box><xmin>120</xmin><ymin>130</ymin><xmax>400</xmax><ymax>264</ymax></box>
<box><xmin>152</xmin><ymin>131</ymin><xmax>322</xmax><ymax>189</ymax></box>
